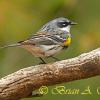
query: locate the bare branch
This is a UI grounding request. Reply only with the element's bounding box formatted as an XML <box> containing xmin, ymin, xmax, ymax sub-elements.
<box><xmin>0</xmin><ymin>48</ymin><xmax>100</xmax><ymax>100</ymax></box>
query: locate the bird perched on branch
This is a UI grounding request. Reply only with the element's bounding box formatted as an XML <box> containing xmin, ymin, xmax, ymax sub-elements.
<box><xmin>1</xmin><ymin>17</ymin><xmax>77</xmax><ymax>64</ymax></box>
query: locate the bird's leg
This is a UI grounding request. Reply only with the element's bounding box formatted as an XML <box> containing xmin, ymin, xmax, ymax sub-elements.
<box><xmin>50</xmin><ymin>56</ymin><xmax>60</xmax><ymax>61</ymax></box>
<box><xmin>39</xmin><ymin>57</ymin><xmax>46</xmax><ymax>64</ymax></box>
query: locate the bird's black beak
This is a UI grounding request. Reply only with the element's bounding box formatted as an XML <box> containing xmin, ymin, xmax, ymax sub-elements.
<box><xmin>70</xmin><ymin>21</ymin><xmax>77</xmax><ymax>25</ymax></box>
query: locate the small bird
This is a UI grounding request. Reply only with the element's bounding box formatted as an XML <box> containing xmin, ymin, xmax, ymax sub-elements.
<box><xmin>1</xmin><ymin>17</ymin><xmax>77</xmax><ymax>64</ymax></box>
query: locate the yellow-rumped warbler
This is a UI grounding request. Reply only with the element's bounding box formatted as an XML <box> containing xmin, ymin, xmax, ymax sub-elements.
<box><xmin>1</xmin><ymin>17</ymin><xmax>77</xmax><ymax>64</ymax></box>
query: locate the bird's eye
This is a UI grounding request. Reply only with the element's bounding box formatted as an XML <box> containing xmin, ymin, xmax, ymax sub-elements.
<box><xmin>57</xmin><ymin>21</ymin><xmax>70</xmax><ymax>28</ymax></box>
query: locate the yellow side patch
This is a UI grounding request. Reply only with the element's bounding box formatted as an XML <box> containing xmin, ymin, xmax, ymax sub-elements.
<box><xmin>64</xmin><ymin>37</ymin><xmax>71</xmax><ymax>46</ymax></box>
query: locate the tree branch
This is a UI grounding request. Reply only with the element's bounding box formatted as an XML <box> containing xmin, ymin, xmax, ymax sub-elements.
<box><xmin>0</xmin><ymin>48</ymin><xmax>100</xmax><ymax>100</ymax></box>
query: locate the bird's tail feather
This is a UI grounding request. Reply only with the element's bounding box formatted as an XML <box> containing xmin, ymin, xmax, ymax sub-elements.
<box><xmin>0</xmin><ymin>43</ymin><xmax>21</xmax><ymax>49</ymax></box>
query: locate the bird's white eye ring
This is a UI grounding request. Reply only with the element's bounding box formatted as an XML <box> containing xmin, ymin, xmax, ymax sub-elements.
<box><xmin>57</xmin><ymin>21</ymin><xmax>71</xmax><ymax>28</ymax></box>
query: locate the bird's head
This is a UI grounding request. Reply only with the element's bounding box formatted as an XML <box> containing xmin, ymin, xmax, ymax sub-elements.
<box><xmin>39</xmin><ymin>17</ymin><xmax>77</xmax><ymax>33</ymax></box>
<box><xmin>53</xmin><ymin>17</ymin><xmax>77</xmax><ymax>33</ymax></box>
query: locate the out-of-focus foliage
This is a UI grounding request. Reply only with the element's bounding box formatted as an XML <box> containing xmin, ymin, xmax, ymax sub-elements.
<box><xmin>0</xmin><ymin>0</ymin><xmax>100</xmax><ymax>100</ymax></box>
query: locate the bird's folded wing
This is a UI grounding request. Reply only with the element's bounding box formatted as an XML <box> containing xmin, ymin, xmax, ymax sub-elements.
<box><xmin>20</xmin><ymin>33</ymin><xmax>64</xmax><ymax>46</ymax></box>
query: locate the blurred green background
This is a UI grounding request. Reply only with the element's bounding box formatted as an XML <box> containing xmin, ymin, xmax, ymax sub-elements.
<box><xmin>0</xmin><ymin>0</ymin><xmax>100</xmax><ymax>100</ymax></box>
